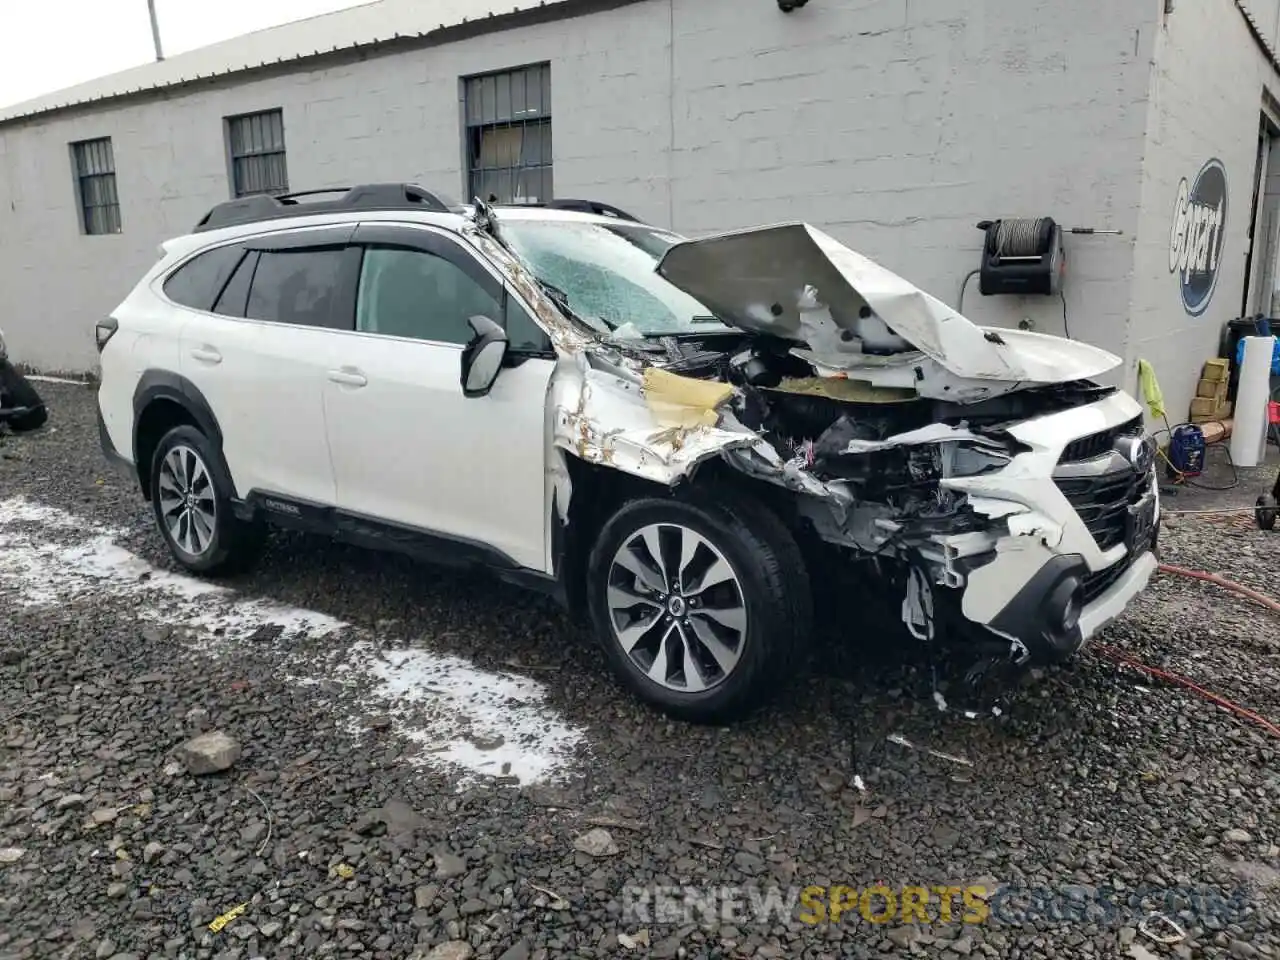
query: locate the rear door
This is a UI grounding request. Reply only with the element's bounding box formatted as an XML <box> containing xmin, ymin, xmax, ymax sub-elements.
<box><xmin>322</xmin><ymin>222</ymin><xmax>557</xmax><ymax>572</ymax></box>
<box><xmin>175</xmin><ymin>225</ymin><xmax>355</xmax><ymax>504</ymax></box>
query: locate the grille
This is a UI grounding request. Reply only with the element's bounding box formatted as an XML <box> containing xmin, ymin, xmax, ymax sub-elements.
<box><xmin>1080</xmin><ymin>546</ymin><xmax>1138</xmax><ymax>604</ymax></box>
<box><xmin>1055</xmin><ymin>468</ymin><xmax>1150</xmax><ymax>552</ymax></box>
<box><xmin>1059</xmin><ymin>415</ymin><xmax>1143</xmax><ymax>463</ymax></box>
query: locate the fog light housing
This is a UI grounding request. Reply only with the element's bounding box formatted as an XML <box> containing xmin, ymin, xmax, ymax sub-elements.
<box><xmin>1046</xmin><ymin>576</ymin><xmax>1082</xmax><ymax>634</ymax></box>
<box><xmin>1061</xmin><ymin>592</ymin><xmax>1081</xmax><ymax>633</ymax></box>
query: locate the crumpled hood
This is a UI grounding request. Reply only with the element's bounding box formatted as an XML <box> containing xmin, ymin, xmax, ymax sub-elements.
<box><xmin>655</xmin><ymin>222</ymin><xmax>1120</xmax><ymax>384</ymax></box>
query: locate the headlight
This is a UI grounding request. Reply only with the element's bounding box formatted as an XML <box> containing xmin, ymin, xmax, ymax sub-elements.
<box><xmin>947</xmin><ymin>441</ymin><xmax>1015</xmax><ymax>478</ymax></box>
<box><xmin>813</xmin><ymin>425</ymin><xmax>1027</xmax><ymax>492</ymax></box>
<box><xmin>902</xmin><ymin>438</ymin><xmax>1022</xmax><ymax>482</ymax></box>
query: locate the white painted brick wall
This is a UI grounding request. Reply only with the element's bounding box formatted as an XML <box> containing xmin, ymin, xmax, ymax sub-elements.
<box><xmin>1127</xmin><ymin>0</ymin><xmax>1280</xmax><ymax>428</ymax></box>
<box><xmin>1</xmin><ymin>0</ymin><xmax>1155</xmax><ymax>374</ymax></box>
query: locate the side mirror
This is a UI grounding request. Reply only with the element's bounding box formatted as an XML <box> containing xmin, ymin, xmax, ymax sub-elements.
<box><xmin>460</xmin><ymin>315</ymin><xmax>509</xmax><ymax>398</ymax></box>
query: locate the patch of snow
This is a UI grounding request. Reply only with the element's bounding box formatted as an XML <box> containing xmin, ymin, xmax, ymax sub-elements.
<box><xmin>23</xmin><ymin>374</ymin><xmax>89</xmax><ymax>385</ymax></box>
<box><xmin>364</xmin><ymin>647</ymin><xmax>584</xmax><ymax>784</ymax></box>
<box><xmin>0</xmin><ymin>496</ymin><xmax>585</xmax><ymax>787</ymax></box>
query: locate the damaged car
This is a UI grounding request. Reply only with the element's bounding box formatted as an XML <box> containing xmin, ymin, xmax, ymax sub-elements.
<box><xmin>96</xmin><ymin>183</ymin><xmax>1158</xmax><ymax>722</ymax></box>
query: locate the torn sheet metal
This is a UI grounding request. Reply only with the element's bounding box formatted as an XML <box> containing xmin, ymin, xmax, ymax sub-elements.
<box><xmin>765</xmin><ymin>376</ymin><xmax>916</xmax><ymax>404</ymax></box>
<box><xmin>548</xmin><ymin>352</ymin><xmax>756</xmax><ymax>490</ymax></box>
<box><xmin>655</xmin><ymin>221</ymin><xmax>1121</xmax><ymax>385</ymax></box>
<box><xmin>722</xmin><ymin>439</ymin><xmax>857</xmax><ymax>507</ymax></box>
<box><xmin>833</xmin><ymin>421</ymin><xmax>998</xmax><ymax>455</ymax></box>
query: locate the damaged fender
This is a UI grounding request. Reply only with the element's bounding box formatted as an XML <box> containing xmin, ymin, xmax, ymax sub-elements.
<box><xmin>547</xmin><ymin>351</ymin><xmax>760</xmax><ymax>508</ymax></box>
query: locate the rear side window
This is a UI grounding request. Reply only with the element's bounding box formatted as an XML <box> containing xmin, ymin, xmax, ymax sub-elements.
<box><xmin>163</xmin><ymin>245</ymin><xmax>245</xmax><ymax>311</ymax></box>
<box><xmin>213</xmin><ymin>250</ymin><xmax>259</xmax><ymax>318</ymax></box>
<box><xmin>245</xmin><ymin>248</ymin><xmax>348</xmax><ymax>328</ymax></box>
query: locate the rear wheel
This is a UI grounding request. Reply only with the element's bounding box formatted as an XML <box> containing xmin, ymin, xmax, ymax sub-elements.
<box><xmin>150</xmin><ymin>425</ymin><xmax>263</xmax><ymax>576</ymax></box>
<box><xmin>586</xmin><ymin>490</ymin><xmax>811</xmax><ymax>723</ymax></box>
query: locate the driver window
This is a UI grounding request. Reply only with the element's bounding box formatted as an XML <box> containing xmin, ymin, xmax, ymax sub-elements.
<box><xmin>355</xmin><ymin>245</ymin><xmax>500</xmax><ymax>345</ymax></box>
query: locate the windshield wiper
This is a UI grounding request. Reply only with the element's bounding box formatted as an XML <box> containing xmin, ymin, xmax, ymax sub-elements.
<box><xmin>535</xmin><ymin>279</ymin><xmax>616</xmax><ymax>333</ymax></box>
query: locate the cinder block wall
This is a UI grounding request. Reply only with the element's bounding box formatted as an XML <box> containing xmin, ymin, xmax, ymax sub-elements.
<box><xmin>0</xmin><ymin>0</ymin><xmax>1154</xmax><ymax>374</ymax></box>
<box><xmin>666</xmin><ymin>0</ymin><xmax>1155</xmax><ymax>375</ymax></box>
<box><xmin>1127</xmin><ymin>0</ymin><xmax>1280</xmax><ymax>429</ymax></box>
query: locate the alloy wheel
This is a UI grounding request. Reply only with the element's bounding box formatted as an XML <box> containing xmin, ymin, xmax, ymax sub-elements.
<box><xmin>605</xmin><ymin>522</ymin><xmax>748</xmax><ymax>693</ymax></box>
<box><xmin>157</xmin><ymin>444</ymin><xmax>217</xmax><ymax>557</ymax></box>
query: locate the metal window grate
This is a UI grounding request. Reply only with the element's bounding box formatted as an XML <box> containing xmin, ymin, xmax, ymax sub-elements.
<box><xmin>71</xmin><ymin>137</ymin><xmax>121</xmax><ymax>235</ymax></box>
<box><xmin>464</xmin><ymin>63</ymin><xmax>552</xmax><ymax>205</ymax></box>
<box><xmin>227</xmin><ymin>109</ymin><xmax>289</xmax><ymax>198</ymax></box>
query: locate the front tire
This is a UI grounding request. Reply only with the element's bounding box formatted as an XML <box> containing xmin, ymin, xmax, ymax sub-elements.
<box><xmin>586</xmin><ymin>490</ymin><xmax>811</xmax><ymax>723</ymax></box>
<box><xmin>149</xmin><ymin>425</ymin><xmax>263</xmax><ymax>576</ymax></box>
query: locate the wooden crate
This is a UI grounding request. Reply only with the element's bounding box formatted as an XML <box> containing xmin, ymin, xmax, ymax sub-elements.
<box><xmin>1190</xmin><ymin>396</ymin><xmax>1218</xmax><ymax>417</ymax></box>
<box><xmin>1195</xmin><ymin>378</ymin><xmax>1228</xmax><ymax>400</ymax></box>
<box><xmin>1202</xmin><ymin>358</ymin><xmax>1230</xmax><ymax>381</ymax></box>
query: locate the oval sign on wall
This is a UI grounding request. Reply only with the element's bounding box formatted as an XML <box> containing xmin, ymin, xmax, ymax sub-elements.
<box><xmin>1168</xmin><ymin>158</ymin><xmax>1228</xmax><ymax>317</ymax></box>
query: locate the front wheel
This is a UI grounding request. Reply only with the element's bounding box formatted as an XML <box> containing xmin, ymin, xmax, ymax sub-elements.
<box><xmin>150</xmin><ymin>425</ymin><xmax>263</xmax><ymax>576</ymax></box>
<box><xmin>586</xmin><ymin>490</ymin><xmax>811</xmax><ymax>723</ymax></box>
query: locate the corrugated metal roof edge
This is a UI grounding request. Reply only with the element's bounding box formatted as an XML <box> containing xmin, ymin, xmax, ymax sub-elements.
<box><xmin>0</xmin><ymin>0</ymin><xmax>643</xmax><ymax>129</ymax></box>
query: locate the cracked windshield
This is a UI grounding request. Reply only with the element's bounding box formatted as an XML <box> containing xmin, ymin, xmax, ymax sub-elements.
<box><xmin>499</xmin><ymin>219</ymin><xmax>728</xmax><ymax>336</ymax></box>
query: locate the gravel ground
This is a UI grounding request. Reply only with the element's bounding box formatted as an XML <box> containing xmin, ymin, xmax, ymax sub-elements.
<box><xmin>1</xmin><ymin>381</ymin><xmax>1278</xmax><ymax>960</ymax></box>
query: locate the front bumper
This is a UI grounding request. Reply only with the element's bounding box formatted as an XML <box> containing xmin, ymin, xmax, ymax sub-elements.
<box><xmin>1077</xmin><ymin>549</ymin><xmax>1157</xmax><ymax>641</ymax></box>
<box><xmin>984</xmin><ymin>545</ymin><xmax>1158</xmax><ymax>661</ymax></box>
<box><xmin>943</xmin><ymin>391</ymin><xmax>1160</xmax><ymax>661</ymax></box>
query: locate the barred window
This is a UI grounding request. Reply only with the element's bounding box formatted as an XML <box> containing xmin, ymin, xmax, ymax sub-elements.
<box><xmin>227</xmin><ymin>109</ymin><xmax>289</xmax><ymax>198</ymax></box>
<box><xmin>71</xmin><ymin>137</ymin><xmax>121</xmax><ymax>235</ymax></box>
<box><xmin>464</xmin><ymin>64</ymin><xmax>552</xmax><ymax>205</ymax></box>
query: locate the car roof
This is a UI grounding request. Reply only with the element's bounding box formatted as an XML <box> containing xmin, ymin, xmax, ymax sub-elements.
<box><xmin>166</xmin><ymin>202</ymin><xmax>665</xmax><ymax>260</ymax></box>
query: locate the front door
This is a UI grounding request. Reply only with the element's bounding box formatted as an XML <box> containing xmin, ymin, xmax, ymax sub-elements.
<box><xmin>323</xmin><ymin>223</ymin><xmax>556</xmax><ymax>573</ymax></box>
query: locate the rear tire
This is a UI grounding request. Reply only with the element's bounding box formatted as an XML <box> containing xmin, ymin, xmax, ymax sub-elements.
<box><xmin>586</xmin><ymin>488</ymin><xmax>811</xmax><ymax>723</ymax></box>
<box><xmin>149</xmin><ymin>425</ymin><xmax>263</xmax><ymax>576</ymax></box>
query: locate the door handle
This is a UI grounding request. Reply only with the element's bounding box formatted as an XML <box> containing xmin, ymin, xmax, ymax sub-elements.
<box><xmin>190</xmin><ymin>346</ymin><xmax>222</xmax><ymax>364</ymax></box>
<box><xmin>327</xmin><ymin>368</ymin><xmax>367</xmax><ymax>387</ymax></box>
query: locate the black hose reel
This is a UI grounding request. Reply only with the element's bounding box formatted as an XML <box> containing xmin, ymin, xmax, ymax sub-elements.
<box><xmin>976</xmin><ymin>217</ymin><xmax>1065</xmax><ymax>297</ymax></box>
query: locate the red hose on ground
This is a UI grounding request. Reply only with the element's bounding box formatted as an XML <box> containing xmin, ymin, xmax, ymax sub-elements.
<box><xmin>1156</xmin><ymin>562</ymin><xmax>1280</xmax><ymax>614</ymax></box>
<box><xmin>1091</xmin><ymin>563</ymin><xmax>1280</xmax><ymax>740</ymax></box>
<box><xmin>1092</xmin><ymin>643</ymin><xmax>1280</xmax><ymax>739</ymax></box>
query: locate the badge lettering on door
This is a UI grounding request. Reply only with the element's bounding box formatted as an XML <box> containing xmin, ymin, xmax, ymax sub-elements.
<box><xmin>1168</xmin><ymin>158</ymin><xmax>1228</xmax><ymax>317</ymax></box>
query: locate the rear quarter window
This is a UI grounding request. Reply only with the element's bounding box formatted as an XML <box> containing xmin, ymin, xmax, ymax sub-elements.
<box><xmin>162</xmin><ymin>245</ymin><xmax>246</xmax><ymax>311</ymax></box>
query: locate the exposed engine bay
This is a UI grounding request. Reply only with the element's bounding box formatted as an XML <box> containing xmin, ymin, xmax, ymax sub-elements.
<box><xmin>615</xmin><ymin>324</ymin><xmax>1116</xmax><ymax>538</ymax></box>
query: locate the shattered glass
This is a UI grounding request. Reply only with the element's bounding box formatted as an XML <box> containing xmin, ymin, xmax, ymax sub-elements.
<box><xmin>499</xmin><ymin>221</ymin><xmax>730</xmax><ymax>336</ymax></box>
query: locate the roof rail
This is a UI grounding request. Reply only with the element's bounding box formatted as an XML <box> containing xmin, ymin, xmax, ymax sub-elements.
<box><xmin>192</xmin><ymin>183</ymin><xmax>461</xmax><ymax>233</ymax></box>
<box><xmin>542</xmin><ymin>199</ymin><xmax>643</xmax><ymax>223</ymax></box>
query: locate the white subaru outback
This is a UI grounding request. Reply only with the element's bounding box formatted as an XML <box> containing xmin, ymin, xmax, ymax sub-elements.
<box><xmin>96</xmin><ymin>183</ymin><xmax>1159</xmax><ymax>723</ymax></box>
